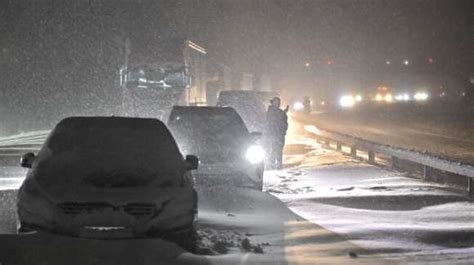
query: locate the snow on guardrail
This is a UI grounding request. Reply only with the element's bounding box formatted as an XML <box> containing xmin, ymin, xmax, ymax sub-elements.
<box><xmin>0</xmin><ymin>131</ymin><xmax>49</xmax><ymax>146</ymax></box>
<box><xmin>0</xmin><ymin>131</ymin><xmax>49</xmax><ymax>155</ymax></box>
<box><xmin>293</xmin><ymin>115</ymin><xmax>473</xmax><ymax>195</ymax></box>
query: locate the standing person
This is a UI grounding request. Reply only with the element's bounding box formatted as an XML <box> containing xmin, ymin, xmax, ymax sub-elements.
<box><xmin>266</xmin><ymin>97</ymin><xmax>288</xmax><ymax>169</ymax></box>
<box><xmin>303</xmin><ymin>96</ymin><xmax>312</xmax><ymax>114</ymax></box>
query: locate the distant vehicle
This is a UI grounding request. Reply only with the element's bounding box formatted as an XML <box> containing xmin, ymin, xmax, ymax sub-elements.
<box><xmin>167</xmin><ymin>106</ymin><xmax>265</xmax><ymax>190</ymax></box>
<box><xmin>216</xmin><ymin>90</ymin><xmax>267</xmax><ymax>134</ymax></box>
<box><xmin>372</xmin><ymin>86</ymin><xmax>394</xmax><ymax>103</ymax></box>
<box><xmin>120</xmin><ymin>38</ymin><xmax>208</xmax><ymax>120</ymax></box>
<box><xmin>17</xmin><ymin>117</ymin><xmax>199</xmax><ymax>250</ymax></box>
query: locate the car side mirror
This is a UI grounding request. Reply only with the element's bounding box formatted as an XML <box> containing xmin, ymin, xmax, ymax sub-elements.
<box><xmin>20</xmin><ymin>153</ymin><xmax>35</xmax><ymax>168</ymax></box>
<box><xmin>185</xmin><ymin>155</ymin><xmax>199</xmax><ymax>170</ymax></box>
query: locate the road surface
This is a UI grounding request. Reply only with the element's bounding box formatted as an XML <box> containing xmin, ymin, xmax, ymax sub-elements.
<box><xmin>0</xmin><ymin>122</ymin><xmax>473</xmax><ymax>264</ymax></box>
<box><xmin>301</xmin><ymin>104</ymin><xmax>474</xmax><ymax>165</ymax></box>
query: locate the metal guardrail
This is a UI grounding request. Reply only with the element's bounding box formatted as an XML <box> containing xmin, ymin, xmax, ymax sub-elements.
<box><xmin>297</xmin><ymin>118</ymin><xmax>474</xmax><ymax>196</ymax></box>
<box><xmin>0</xmin><ymin>132</ymin><xmax>48</xmax><ymax>156</ymax></box>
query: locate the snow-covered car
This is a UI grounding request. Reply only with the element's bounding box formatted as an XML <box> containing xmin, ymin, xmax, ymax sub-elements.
<box><xmin>17</xmin><ymin>117</ymin><xmax>199</xmax><ymax>250</ymax></box>
<box><xmin>167</xmin><ymin>106</ymin><xmax>265</xmax><ymax>190</ymax></box>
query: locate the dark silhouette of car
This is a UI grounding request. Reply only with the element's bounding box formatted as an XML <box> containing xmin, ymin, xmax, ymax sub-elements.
<box><xmin>167</xmin><ymin>106</ymin><xmax>265</xmax><ymax>190</ymax></box>
<box><xmin>17</xmin><ymin>117</ymin><xmax>199</xmax><ymax>250</ymax></box>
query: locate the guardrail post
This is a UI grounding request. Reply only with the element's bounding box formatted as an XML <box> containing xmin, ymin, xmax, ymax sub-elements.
<box><xmin>423</xmin><ymin>165</ymin><xmax>431</xmax><ymax>181</ymax></box>
<box><xmin>336</xmin><ymin>142</ymin><xmax>342</xmax><ymax>151</ymax></box>
<box><xmin>392</xmin><ymin>156</ymin><xmax>398</xmax><ymax>169</ymax></box>
<box><xmin>368</xmin><ymin>151</ymin><xmax>375</xmax><ymax>164</ymax></box>
<box><xmin>350</xmin><ymin>146</ymin><xmax>357</xmax><ymax>157</ymax></box>
<box><xmin>469</xmin><ymin>177</ymin><xmax>473</xmax><ymax>196</ymax></box>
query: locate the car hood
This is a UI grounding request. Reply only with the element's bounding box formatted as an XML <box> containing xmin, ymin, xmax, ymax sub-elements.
<box><xmin>22</xmin><ymin>177</ymin><xmax>187</xmax><ymax>205</ymax></box>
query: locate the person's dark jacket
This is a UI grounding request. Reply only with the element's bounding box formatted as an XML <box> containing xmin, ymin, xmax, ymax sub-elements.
<box><xmin>266</xmin><ymin>105</ymin><xmax>288</xmax><ymax>138</ymax></box>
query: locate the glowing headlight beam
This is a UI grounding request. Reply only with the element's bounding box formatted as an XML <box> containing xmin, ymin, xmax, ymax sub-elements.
<box><xmin>245</xmin><ymin>145</ymin><xmax>265</xmax><ymax>164</ymax></box>
<box><xmin>293</xmin><ymin>101</ymin><xmax>304</xmax><ymax>111</ymax></box>
<box><xmin>339</xmin><ymin>95</ymin><xmax>355</xmax><ymax>108</ymax></box>
<box><xmin>384</xmin><ymin>94</ymin><xmax>393</xmax><ymax>102</ymax></box>
<box><xmin>414</xmin><ymin>92</ymin><xmax>429</xmax><ymax>101</ymax></box>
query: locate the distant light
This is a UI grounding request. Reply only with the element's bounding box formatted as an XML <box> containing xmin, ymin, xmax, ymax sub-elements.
<box><xmin>187</xmin><ymin>41</ymin><xmax>207</xmax><ymax>54</ymax></box>
<box><xmin>304</xmin><ymin>62</ymin><xmax>311</xmax><ymax>67</ymax></box>
<box><xmin>384</xmin><ymin>94</ymin><xmax>393</xmax><ymax>102</ymax></box>
<box><xmin>404</xmin><ymin>60</ymin><xmax>409</xmax><ymax>65</ymax></box>
<box><xmin>461</xmin><ymin>92</ymin><xmax>466</xmax><ymax>97</ymax></box>
<box><xmin>320</xmin><ymin>101</ymin><xmax>326</xmax><ymax>106</ymax></box>
<box><xmin>395</xmin><ymin>93</ymin><xmax>411</xmax><ymax>101</ymax></box>
<box><xmin>355</xmin><ymin>95</ymin><xmax>363</xmax><ymax>102</ymax></box>
<box><xmin>327</xmin><ymin>60</ymin><xmax>332</xmax><ymax>65</ymax></box>
<box><xmin>414</xmin><ymin>92</ymin><xmax>429</xmax><ymax>101</ymax></box>
<box><xmin>293</xmin><ymin>101</ymin><xmax>304</xmax><ymax>111</ymax></box>
<box><xmin>386</xmin><ymin>60</ymin><xmax>391</xmax><ymax>65</ymax></box>
<box><xmin>375</xmin><ymin>94</ymin><xmax>383</xmax><ymax>101</ymax></box>
<box><xmin>339</xmin><ymin>95</ymin><xmax>355</xmax><ymax>108</ymax></box>
<box><xmin>439</xmin><ymin>91</ymin><xmax>446</xmax><ymax>97</ymax></box>
<box><xmin>428</xmin><ymin>57</ymin><xmax>434</xmax><ymax>64</ymax></box>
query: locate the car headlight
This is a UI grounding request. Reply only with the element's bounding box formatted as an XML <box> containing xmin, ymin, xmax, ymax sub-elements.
<box><xmin>414</xmin><ymin>92</ymin><xmax>429</xmax><ymax>101</ymax></box>
<box><xmin>245</xmin><ymin>145</ymin><xmax>265</xmax><ymax>164</ymax></box>
<box><xmin>293</xmin><ymin>101</ymin><xmax>304</xmax><ymax>111</ymax></box>
<box><xmin>339</xmin><ymin>95</ymin><xmax>355</xmax><ymax>108</ymax></box>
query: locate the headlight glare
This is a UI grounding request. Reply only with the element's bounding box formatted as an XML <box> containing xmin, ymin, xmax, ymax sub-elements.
<box><xmin>245</xmin><ymin>145</ymin><xmax>265</xmax><ymax>164</ymax></box>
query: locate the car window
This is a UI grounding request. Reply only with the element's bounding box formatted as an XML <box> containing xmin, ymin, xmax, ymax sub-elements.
<box><xmin>168</xmin><ymin>108</ymin><xmax>249</xmax><ymax>162</ymax></box>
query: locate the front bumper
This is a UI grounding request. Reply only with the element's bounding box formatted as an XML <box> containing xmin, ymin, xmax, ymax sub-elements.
<box><xmin>17</xmin><ymin>181</ymin><xmax>197</xmax><ymax>239</ymax></box>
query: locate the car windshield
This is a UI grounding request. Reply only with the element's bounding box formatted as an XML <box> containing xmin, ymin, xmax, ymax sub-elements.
<box><xmin>34</xmin><ymin>117</ymin><xmax>184</xmax><ymax>187</ymax></box>
<box><xmin>168</xmin><ymin>107</ymin><xmax>249</xmax><ymax>162</ymax></box>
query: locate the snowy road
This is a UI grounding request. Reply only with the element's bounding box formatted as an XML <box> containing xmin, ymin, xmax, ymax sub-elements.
<box><xmin>1</xmin><ymin>123</ymin><xmax>473</xmax><ymax>264</ymax></box>
<box><xmin>303</xmin><ymin>106</ymin><xmax>474</xmax><ymax>165</ymax></box>
<box><xmin>268</xmin><ymin>124</ymin><xmax>474</xmax><ymax>264</ymax></box>
<box><xmin>0</xmin><ymin>156</ymin><xmax>387</xmax><ymax>264</ymax></box>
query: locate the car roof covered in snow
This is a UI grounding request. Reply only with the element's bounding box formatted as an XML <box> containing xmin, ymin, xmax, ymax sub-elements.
<box><xmin>32</xmin><ymin>117</ymin><xmax>185</xmax><ymax>186</ymax></box>
<box><xmin>167</xmin><ymin>107</ymin><xmax>249</xmax><ymax>162</ymax></box>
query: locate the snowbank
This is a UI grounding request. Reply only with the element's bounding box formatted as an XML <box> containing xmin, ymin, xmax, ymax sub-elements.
<box><xmin>269</xmin><ymin>125</ymin><xmax>474</xmax><ymax>264</ymax></box>
<box><xmin>0</xmin><ymin>183</ymin><xmax>388</xmax><ymax>264</ymax></box>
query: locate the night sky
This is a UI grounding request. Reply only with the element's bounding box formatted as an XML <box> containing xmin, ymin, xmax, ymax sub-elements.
<box><xmin>0</xmin><ymin>0</ymin><xmax>473</xmax><ymax>134</ymax></box>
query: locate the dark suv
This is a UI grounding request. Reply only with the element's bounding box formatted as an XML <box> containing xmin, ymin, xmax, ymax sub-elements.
<box><xmin>168</xmin><ymin>106</ymin><xmax>265</xmax><ymax>190</ymax></box>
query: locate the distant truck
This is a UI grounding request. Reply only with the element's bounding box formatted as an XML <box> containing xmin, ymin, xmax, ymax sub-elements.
<box><xmin>120</xmin><ymin>39</ymin><xmax>207</xmax><ymax>120</ymax></box>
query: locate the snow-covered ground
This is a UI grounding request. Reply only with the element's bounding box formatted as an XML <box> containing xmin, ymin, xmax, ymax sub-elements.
<box><xmin>0</xmin><ymin>121</ymin><xmax>473</xmax><ymax>264</ymax></box>
<box><xmin>266</xmin><ymin>122</ymin><xmax>474</xmax><ymax>264</ymax></box>
<box><xmin>0</xmin><ymin>163</ymin><xmax>386</xmax><ymax>264</ymax></box>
